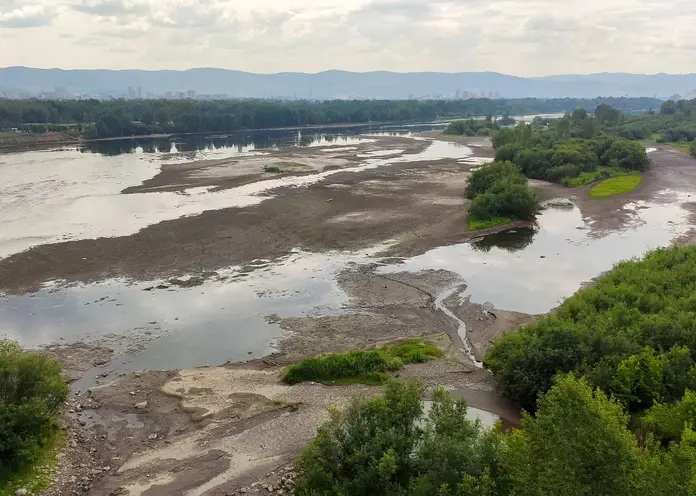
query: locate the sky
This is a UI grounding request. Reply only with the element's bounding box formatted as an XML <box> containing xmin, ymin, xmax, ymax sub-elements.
<box><xmin>0</xmin><ymin>0</ymin><xmax>695</xmax><ymax>75</ymax></box>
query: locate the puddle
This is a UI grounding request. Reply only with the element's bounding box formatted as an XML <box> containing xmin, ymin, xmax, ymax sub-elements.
<box><xmin>379</xmin><ymin>199</ymin><xmax>691</xmax><ymax>314</ymax></box>
<box><xmin>0</xmin><ymin>137</ymin><xmax>473</xmax><ymax>258</ymax></box>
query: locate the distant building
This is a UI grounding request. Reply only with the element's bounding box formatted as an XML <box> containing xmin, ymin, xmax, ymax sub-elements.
<box><xmin>186</xmin><ymin>89</ymin><xmax>196</xmax><ymax>99</ymax></box>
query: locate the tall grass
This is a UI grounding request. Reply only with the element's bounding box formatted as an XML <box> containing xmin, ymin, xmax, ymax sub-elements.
<box><xmin>282</xmin><ymin>340</ymin><xmax>441</xmax><ymax>385</ymax></box>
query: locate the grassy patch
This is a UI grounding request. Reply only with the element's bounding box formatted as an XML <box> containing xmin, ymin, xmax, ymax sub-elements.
<box><xmin>664</xmin><ymin>142</ymin><xmax>691</xmax><ymax>153</ymax></box>
<box><xmin>282</xmin><ymin>340</ymin><xmax>442</xmax><ymax>385</ymax></box>
<box><xmin>588</xmin><ymin>173</ymin><xmax>642</xmax><ymax>198</ymax></box>
<box><xmin>0</xmin><ymin>430</ymin><xmax>65</xmax><ymax>496</ymax></box>
<box><xmin>468</xmin><ymin>216</ymin><xmax>513</xmax><ymax>231</ymax></box>
<box><xmin>263</xmin><ymin>165</ymin><xmax>283</xmax><ymax>173</ymax></box>
<box><xmin>560</xmin><ymin>167</ymin><xmax>635</xmax><ymax>187</ymax></box>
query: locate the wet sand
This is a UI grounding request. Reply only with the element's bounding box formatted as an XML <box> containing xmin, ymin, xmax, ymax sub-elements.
<box><xmin>1</xmin><ymin>134</ymin><xmax>696</xmax><ymax>495</ymax></box>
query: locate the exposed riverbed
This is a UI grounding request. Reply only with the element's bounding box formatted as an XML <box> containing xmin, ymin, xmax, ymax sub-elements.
<box><xmin>2</xmin><ymin>127</ymin><xmax>696</xmax><ymax>496</ymax></box>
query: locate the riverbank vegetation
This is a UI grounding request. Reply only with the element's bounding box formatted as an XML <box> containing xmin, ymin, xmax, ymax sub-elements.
<box><xmin>444</xmin><ymin>115</ymin><xmax>512</xmax><ymax>136</ymax></box>
<box><xmin>491</xmin><ymin>112</ymin><xmax>649</xmax><ymax>187</ymax></box>
<box><xmin>465</xmin><ymin>162</ymin><xmax>539</xmax><ymax>230</ymax></box>
<box><xmin>690</xmin><ymin>139</ymin><xmax>696</xmax><ymax>157</ymax></box>
<box><xmin>0</xmin><ymin>341</ymin><xmax>68</xmax><ymax>487</ymax></box>
<box><xmin>0</xmin><ymin>97</ymin><xmax>660</xmax><ymax>140</ymax></box>
<box><xmin>588</xmin><ymin>173</ymin><xmax>643</xmax><ymax>198</ymax></box>
<box><xmin>282</xmin><ymin>340</ymin><xmax>441</xmax><ymax>385</ymax></box>
<box><xmin>295</xmin><ymin>377</ymin><xmax>696</xmax><ymax>495</ymax></box>
<box><xmin>486</xmin><ymin>244</ymin><xmax>696</xmax><ymax>417</ymax></box>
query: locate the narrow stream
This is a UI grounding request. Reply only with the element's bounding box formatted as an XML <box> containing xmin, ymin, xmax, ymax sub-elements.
<box><xmin>433</xmin><ymin>284</ymin><xmax>484</xmax><ymax>368</ymax></box>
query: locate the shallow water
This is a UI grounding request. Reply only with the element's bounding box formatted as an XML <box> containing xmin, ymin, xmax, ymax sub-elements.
<box><xmin>379</xmin><ymin>199</ymin><xmax>691</xmax><ymax>314</ymax></box>
<box><xmin>0</xmin><ymin>131</ymin><xmax>469</xmax><ymax>259</ymax></box>
<box><xmin>0</xmin><ymin>197</ymin><xmax>691</xmax><ymax>372</ymax></box>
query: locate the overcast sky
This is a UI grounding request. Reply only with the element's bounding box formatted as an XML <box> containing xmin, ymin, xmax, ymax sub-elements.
<box><xmin>1</xmin><ymin>0</ymin><xmax>695</xmax><ymax>75</ymax></box>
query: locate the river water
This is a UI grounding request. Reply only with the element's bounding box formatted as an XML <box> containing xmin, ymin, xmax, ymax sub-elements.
<box><xmin>0</xmin><ymin>126</ymin><xmax>692</xmax><ymax>374</ymax></box>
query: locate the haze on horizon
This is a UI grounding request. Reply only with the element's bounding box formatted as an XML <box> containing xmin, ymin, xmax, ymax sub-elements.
<box><xmin>0</xmin><ymin>0</ymin><xmax>695</xmax><ymax>76</ymax></box>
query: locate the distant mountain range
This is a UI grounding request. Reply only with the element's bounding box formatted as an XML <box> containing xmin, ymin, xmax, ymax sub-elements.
<box><xmin>2</xmin><ymin>67</ymin><xmax>696</xmax><ymax>100</ymax></box>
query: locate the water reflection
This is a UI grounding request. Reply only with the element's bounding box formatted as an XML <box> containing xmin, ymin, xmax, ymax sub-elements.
<box><xmin>379</xmin><ymin>201</ymin><xmax>691</xmax><ymax>314</ymax></box>
<box><xmin>79</xmin><ymin>123</ymin><xmax>446</xmax><ymax>157</ymax></box>
<box><xmin>470</xmin><ymin>225</ymin><xmax>538</xmax><ymax>253</ymax></box>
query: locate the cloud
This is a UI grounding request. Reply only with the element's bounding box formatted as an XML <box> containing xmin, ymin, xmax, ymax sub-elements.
<box><xmin>0</xmin><ymin>4</ymin><xmax>54</xmax><ymax>27</ymax></box>
<box><xmin>0</xmin><ymin>0</ymin><xmax>695</xmax><ymax>75</ymax></box>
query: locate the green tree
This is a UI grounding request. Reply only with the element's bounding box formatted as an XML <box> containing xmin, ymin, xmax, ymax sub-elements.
<box><xmin>502</xmin><ymin>375</ymin><xmax>641</xmax><ymax>496</ymax></box>
<box><xmin>294</xmin><ymin>381</ymin><xmax>502</xmax><ymax>496</ymax></box>
<box><xmin>0</xmin><ymin>340</ymin><xmax>68</xmax><ymax>478</ymax></box>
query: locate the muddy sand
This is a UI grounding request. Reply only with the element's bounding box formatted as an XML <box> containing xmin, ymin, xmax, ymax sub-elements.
<box><xmin>2</xmin><ymin>134</ymin><xmax>696</xmax><ymax>495</ymax></box>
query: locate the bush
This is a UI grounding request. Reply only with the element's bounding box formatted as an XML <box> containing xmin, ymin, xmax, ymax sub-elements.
<box><xmin>465</xmin><ymin>161</ymin><xmax>525</xmax><ymax>199</ymax></box>
<box><xmin>486</xmin><ymin>245</ymin><xmax>696</xmax><ymax>412</ymax></box>
<box><xmin>294</xmin><ymin>380</ymin><xmax>503</xmax><ymax>496</ymax></box>
<box><xmin>282</xmin><ymin>340</ymin><xmax>441</xmax><ymax>385</ymax></box>
<box><xmin>690</xmin><ymin>139</ymin><xmax>696</xmax><ymax>158</ymax></box>
<box><xmin>0</xmin><ymin>340</ymin><xmax>68</xmax><ymax>478</ymax></box>
<box><xmin>466</xmin><ymin>162</ymin><xmax>539</xmax><ymax>226</ymax></box>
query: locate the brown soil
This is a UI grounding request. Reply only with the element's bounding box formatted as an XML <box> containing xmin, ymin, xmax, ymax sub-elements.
<box><xmin>0</xmin><ymin>138</ymin><xmax>476</xmax><ymax>294</ymax></box>
<box><xmin>0</xmin><ymin>132</ymin><xmax>80</xmax><ymax>153</ymax></box>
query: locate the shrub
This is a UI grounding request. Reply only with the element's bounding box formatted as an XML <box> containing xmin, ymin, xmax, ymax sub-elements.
<box><xmin>466</xmin><ymin>162</ymin><xmax>539</xmax><ymax>226</ymax></box>
<box><xmin>690</xmin><ymin>139</ymin><xmax>696</xmax><ymax>158</ymax></box>
<box><xmin>0</xmin><ymin>340</ymin><xmax>68</xmax><ymax>478</ymax></box>
<box><xmin>486</xmin><ymin>245</ymin><xmax>696</xmax><ymax>412</ymax></box>
<box><xmin>282</xmin><ymin>340</ymin><xmax>441</xmax><ymax>385</ymax></box>
<box><xmin>294</xmin><ymin>380</ymin><xmax>503</xmax><ymax>496</ymax></box>
<box><xmin>465</xmin><ymin>161</ymin><xmax>525</xmax><ymax>199</ymax></box>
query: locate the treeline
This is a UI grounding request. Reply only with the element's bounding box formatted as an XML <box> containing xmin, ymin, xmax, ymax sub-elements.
<box><xmin>444</xmin><ymin>115</ymin><xmax>515</xmax><ymax>137</ymax></box>
<box><xmin>295</xmin><ymin>377</ymin><xmax>696</xmax><ymax>495</ymax></box>
<box><xmin>0</xmin><ymin>97</ymin><xmax>661</xmax><ymax>139</ymax></box>
<box><xmin>491</xmin><ymin>107</ymin><xmax>649</xmax><ymax>187</ymax></box>
<box><xmin>616</xmin><ymin>98</ymin><xmax>696</xmax><ymax>146</ymax></box>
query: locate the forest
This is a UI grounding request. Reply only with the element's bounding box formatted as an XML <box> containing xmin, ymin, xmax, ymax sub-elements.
<box><xmin>0</xmin><ymin>97</ymin><xmax>661</xmax><ymax>140</ymax></box>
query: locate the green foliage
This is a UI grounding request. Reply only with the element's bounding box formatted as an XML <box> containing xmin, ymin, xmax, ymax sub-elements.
<box><xmin>588</xmin><ymin>174</ymin><xmax>642</xmax><ymax>198</ymax></box>
<box><xmin>0</xmin><ymin>340</ymin><xmax>68</xmax><ymax>480</ymax></box>
<box><xmin>466</xmin><ymin>162</ymin><xmax>539</xmax><ymax>227</ymax></box>
<box><xmin>282</xmin><ymin>340</ymin><xmax>441</xmax><ymax>385</ymax></box>
<box><xmin>690</xmin><ymin>139</ymin><xmax>696</xmax><ymax>158</ymax></box>
<box><xmin>486</xmin><ymin>245</ymin><xmax>696</xmax><ymax>412</ymax></box>
<box><xmin>643</xmin><ymin>390</ymin><xmax>696</xmax><ymax>443</ymax></box>
<box><xmin>491</xmin><ymin>120</ymin><xmax>649</xmax><ymax>186</ymax></box>
<box><xmin>0</xmin><ymin>97</ymin><xmax>662</xmax><ymax>139</ymax></box>
<box><xmin>560</xmin><ymin>167</ymin><xmax>634</xmax><ymax>187</ymax></box>
<box><xmin>444</xmin><ymin>118</ymin><xmax>500</xmax><ymax>136</ymax></box>
<box><xmin>294</xmin><ymin>380</ymin><xmax>503</xmax><ymax>496</ymax></box>
<box><xmin>297</xmin><ymin>376</ymin><xmax>696</xmax><ymax>496</ymax></box>
<box><xmin>0</xmin><ymin>429</ymin><xmax>65</xmax><ymax>496</ymax></box>
<box><xmin>263</xmin><ymin>165</ymin><xmax>282</xmax><ymax>173</ymax></box>
<box><xmin>502</xmin><ymin>376</ymin><xmax>641</xmax><ymax>496</ymax></box>
<box><xmin>464</xmin><ymin>161</ymin><xmax>525</xmax><ymax>199</ymax></box>
<box><xmin>468</xmin><ymin>217</ymin><xmax>512</xmax><ymax>231</ymax></box>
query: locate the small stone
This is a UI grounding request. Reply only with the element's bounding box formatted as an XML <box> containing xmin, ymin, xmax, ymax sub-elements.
<box><xmin>135</xmin><ymin>401</ymin><xmax>148</xmax><ymax>409</ymax></box>
<box><xmin>68</xmin><ymin>409</ymin><xmax>75</xmax><ymax>413</ymax></box>
<box><xmin>148</xmin><ymin>433</ymin><xmax>158</xmax><ymax>440</ymax></box>
<box><xmin>15</xmin><ymin>489</ymin><xmax>28</xmax><ymax>495</ymax></box>
<box><xmin>129</xmin><ymin>391</ymin><xmax>135</xmax><ymax>396</ymax></box>
<box><xmin>103</xmin><ymin>466</ymin><xmax>111</xmax><ymax>471</ymax></box>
